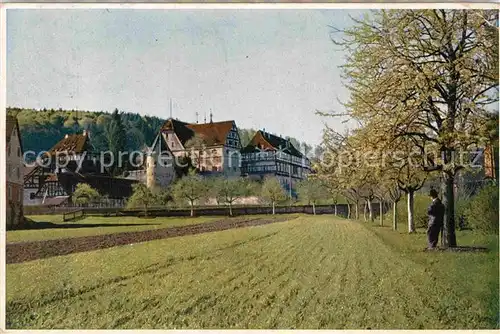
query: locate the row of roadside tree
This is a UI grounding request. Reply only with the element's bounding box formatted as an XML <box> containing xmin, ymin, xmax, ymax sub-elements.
<box><xmin>312</xmin><ymin>9</ymin><xmax>499</xmax><ymax>247</ymax></box>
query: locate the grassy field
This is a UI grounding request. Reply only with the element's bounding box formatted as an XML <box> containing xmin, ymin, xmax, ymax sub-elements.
<box><xmin>7</xmin><ymin>215</ymin><xmax>221</xmax><ymax>243</ymax></box>
<box><xmin>6</xmin><ymin>215</ymin><xmax>498</xmax><ymax>329</ymax></box>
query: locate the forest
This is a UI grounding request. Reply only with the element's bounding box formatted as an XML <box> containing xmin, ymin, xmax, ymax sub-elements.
<box><xmin>6</xmin><ymin>107</ymin><xmax>314</xmax><ymax>157</ymax></box>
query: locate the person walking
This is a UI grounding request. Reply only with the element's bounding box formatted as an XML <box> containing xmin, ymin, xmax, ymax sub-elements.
<box><xmin>427</xmin><ymin>188</ymin><xmax>445</xmax><ymax>250</ymax></box>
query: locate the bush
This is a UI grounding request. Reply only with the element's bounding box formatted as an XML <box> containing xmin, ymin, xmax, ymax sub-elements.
<box><xmin>464</xmin><ymin>182</ymin><xmax>499</xmax><ymax>235</ymax></box>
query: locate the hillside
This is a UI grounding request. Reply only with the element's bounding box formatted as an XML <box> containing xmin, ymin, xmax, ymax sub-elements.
<box><xmin>7</xmin><ymin>107</ymin><xmax>313</xmax><ymax>156</ymax></box>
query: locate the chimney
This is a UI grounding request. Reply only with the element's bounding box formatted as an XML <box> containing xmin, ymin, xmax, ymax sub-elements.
<box><xmin>209</xmin><ymin>110</ymin><xmax>213</xmax><ymax>123</ymax></box>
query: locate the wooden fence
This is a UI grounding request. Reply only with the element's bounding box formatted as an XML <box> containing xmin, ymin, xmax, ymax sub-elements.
<box><xmin>62</xmin><ymin>209</ymin><xmax>85</xmax><ymax>222</ymax></box>
<box><xmin>25</xmin><ymin>203</ymin><xmax>390</xmax><ymax>218</ymax></box>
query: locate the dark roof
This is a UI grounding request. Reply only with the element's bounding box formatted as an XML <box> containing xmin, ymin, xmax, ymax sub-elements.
<box><xmin>48</xmin><ymin>133</ymin><xmax>90</xmax><ymax>155</ymax></box>
<box><xmin>242</xmin><ymin>130</ymin><xmax>305</xmax><ymax>158</ymax></box>
<box><xmin>161</xmin><ymin>118</ymin><xmax>194</xmax><ymax>145</ymax></box>
<box><xmin>57</xmin><ymin>172</ymin><xmax>138</xmax><ymax>199</ymax></box>
<box><xmin>186</xmin><ymin>121</ymin><xmax>234</xmax><ymax>146</ymax></box>
<box><xmin>151</xmin><ymin>131</ymin><xmax>170</xmax><ymax>153</ymax></box>
<box><xmin>161</xmin><ymin>118</ymin><xmax>234</xmax><ymax>147</ymax></box>
<box><xmin>6</xmin><ymin>115</ymin><xmax>23</xmax><ymax>152</ymax></box>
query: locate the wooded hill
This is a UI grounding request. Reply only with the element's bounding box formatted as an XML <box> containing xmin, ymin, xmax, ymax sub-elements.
<box><xmin>7</xmin><ymin>107</ymin><xmax>314</xmax><ymax>156</ymax></box>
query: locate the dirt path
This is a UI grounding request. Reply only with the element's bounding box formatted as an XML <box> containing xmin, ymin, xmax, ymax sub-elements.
<box><xmin>6</xmin><ymin>216</ymin><xmax>294</xmax><ymax>264</ymax></box>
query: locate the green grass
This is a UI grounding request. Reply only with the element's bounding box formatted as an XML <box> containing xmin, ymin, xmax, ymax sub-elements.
<box><xmin>6</xmin><ymin>215</ymin><xmax>221</xmax><ymax>243</ymax></box>
<box><xmin>6</xmin><ymin>215</ymin><xmax>498</xmax><ymax>329</ymax></box>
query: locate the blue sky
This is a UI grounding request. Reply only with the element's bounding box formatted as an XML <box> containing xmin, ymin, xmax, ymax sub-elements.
<box><xmin>7</xmin><ymin>9</ymin><xmax>365</xmax><ymax>146</ymax></box>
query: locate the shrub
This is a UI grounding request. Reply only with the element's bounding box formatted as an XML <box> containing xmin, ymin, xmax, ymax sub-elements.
<box><xmin>464</xmin><ymin>182</ymin><xmax>499</xmax><ymax>235</ymax></box>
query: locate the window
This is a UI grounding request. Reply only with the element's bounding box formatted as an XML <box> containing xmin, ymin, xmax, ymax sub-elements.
<box><xmin>17</xmin><ymin>147</ymin><xmax>21</xmax><ymax>157</ymax></box>
<box><xmin>30</xmin><ymin>192</ymin><xmax>36</xmax><ymax>200</ymax></box>
<box><xmin>8</xmin><ymin>185</ymin><xmax>12</xmax><ymax>200</ymax></box>
<box><xmin>16</xmin><ymin>167</ymin><xmax>20</xmax><ymax>179</ymax></box>
<box><xmin>18</xmin><ymin>189</ymin><xmax>22</xmax><ymax>202</ymax></box>
<box><xmin>8</xmin><ymin>144</ymin><xmax>11</xmax><ymax>156</ymax></box>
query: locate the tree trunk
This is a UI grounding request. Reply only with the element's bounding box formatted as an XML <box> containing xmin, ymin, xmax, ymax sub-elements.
<box><xmin>379</xmin><ymin>201</ymin><xmax>383</xmax><ymax>226</ymax></box>
<box><xmin>347</xmin><ymin>203</ymin><xmax>351</xmax><ymax>219</ymax></box>
<box><xmin>355</xmin><ymin>202</ymin><xmax>359</xmax><ymax>220</ymax></box>
<box><xmin>334</xmin><ymin>204</ymin><xmax>337</xmax><ymax>216</ymax></box>
<box><xmin>144</xmin><ymin>204</ymin><xmax>148</xmax><ymax>217</ymax></box>
<box><xmin>312</xmin><ymin>203</ymin><xmax>316</xmax><ymax>215</ymax></box>
<box><xmin>392</xmin><ymin>201</ymin><xmax>398</xmax><ymax>231</ymax></box>
<box><xmin>407</xmin><ymin>190</ymin><xmax>415</xmax><ymax>233</ymax></box>
<box><xmin>190</xmin><ymin>201</ymin><xmax>194</xmax><ymax>217</ymax></box>
<box><xmin>442</xmin><ymin>172</ymin><xmax>457</xmax><ymax>247</ymax></box>
<box><xmin>229</xmin><ymin>202</ymin><xmax>233</xmax><ymax>216</ymax></box>
<box><xmin>367</xmin><ymin>199</ymin><xmax>374</xmax><ymax>222</ymax></box>
<box><xmin>363</xmin><ymin>202</ymin><xmax>367</xmax><ymax>221</ymax></box>
<box><xmin>272</xmin><ymin>201</ymin><xmax>275</xmax><ymax>215</ymax></box>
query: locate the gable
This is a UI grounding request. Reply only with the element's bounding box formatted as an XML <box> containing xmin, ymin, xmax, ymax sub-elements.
<box><xmin>161</xmin><ymin>118</ymin><xmax>237</xmax><ymax>147</ymax></box>
<box><xmin>48</xmin><ymin>133</ymin><xmax>90</xmax><ymax>155</ymax></box>
<box><xmin>242</xmin><ymin>130</ymin><xmax>305</xmax><ymax>158</ymax></box>
<box><xmin>6</xmin><ymin>115</ymin><xmax>23</xmax><ymax>153</ymax></box>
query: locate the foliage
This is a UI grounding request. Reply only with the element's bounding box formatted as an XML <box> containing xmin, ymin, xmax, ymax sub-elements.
<box><xmin>261</xmin><ymin>177</ymin><xmax>286</xmax><ymax>204</ymax></box>
<box><xmin>261</xmin><ymin>177</ymin><xmax>287</xmax><ymax>213</ymax></box>
<box><xmin>155</xmin><ymin>188</ymin><xmax>173</xmax><ymax>207</ymax></box>
<box><xmin>71</xmin><ymin>183</ymin><xmax>100</xmax><ymax>206</ymax></box>
<box><xmin>322</xmin><ymin>9</ymin><xmax>499</xmax><ymax>246</ymax></box>
<box><xmin>127</xmin><ymin>183</ymin><xmax>158</xmax><ymax>216</ymax></box>
<box><xmin>213</xmin><ymin>177</ymin><xmax>254</xmax><ymax>215</ymax></box>
<box><xmin>7</xmin><ymin>107</ymin><xmax>315</xmax><ymax>169</ymax></box>
<box><xmin>464</xmin><ymin>182</ymin><xmax>499</xmax><ymax>234</ymax></box>
<box><xmin>106</xmin><ymin>109</ymin><xmax>127</xmax><ymax>176</ymax></box>
<box><xmin>296</xmin><ymin>177</ymin><xmax>329</xmax><ymax>213</ymax></box>
<box><xmin>171</xmin><ymin>170</ymin><xmax>208</xmax><ymax>216</ymax></box>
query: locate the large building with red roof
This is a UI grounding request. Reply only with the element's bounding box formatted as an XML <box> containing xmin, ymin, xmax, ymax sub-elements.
<box><xmin>160</xmin><ymin>115</ymin><xmax>242</xmax><ymax>177</ymax></box>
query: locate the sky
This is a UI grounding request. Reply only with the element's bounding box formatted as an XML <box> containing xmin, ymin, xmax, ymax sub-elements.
<box><xmin>7</xmin><ymin>9</ymin><xmax>366</xmax><ymax>146</ymax></box>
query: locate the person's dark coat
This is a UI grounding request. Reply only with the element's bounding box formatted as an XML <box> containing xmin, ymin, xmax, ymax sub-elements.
<box><xmin>428</xmin><ymin>198</ymin><xmax>445</xmax><ymax>227</ymax></box>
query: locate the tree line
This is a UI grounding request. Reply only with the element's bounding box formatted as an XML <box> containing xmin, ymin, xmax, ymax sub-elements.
<box><xmin>73</xmin><ymin>171</ymin><xmax>348</xmax><ymax>218</ymax></box>
<box><xmin>313</xmin><ymin>9</ymin><xmax>499</xmax><ymax>246</ymax></box>
<box><xmin>6</xmin><ymin>107</ymin><xmax>317</xmax><ymax>160</ymax></box>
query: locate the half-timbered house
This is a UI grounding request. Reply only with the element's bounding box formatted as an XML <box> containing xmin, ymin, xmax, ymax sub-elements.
<box><xmin>241</xmin><ymin>130</ymin><xmax>311</xmax><ymax>198</ymax></box>
<box><xmin>23</xmin><ymin>130</ymin><xmax>137</xmax><ymax>206</ymax></box>
<box><xmin>160</xmin><ymin>115</ymin><xmax>242</xmax><ymax>177</ymax></box>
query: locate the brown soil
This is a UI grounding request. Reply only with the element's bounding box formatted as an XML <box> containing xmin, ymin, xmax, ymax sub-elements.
<box><xmin>6</xmin><ymin>216</ymin><xmax>294</xmax><ymax>264</ymax></box>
